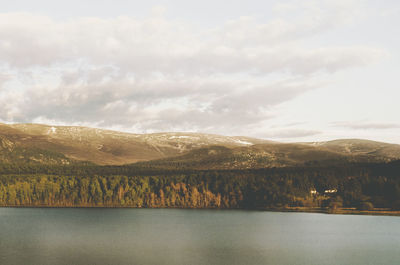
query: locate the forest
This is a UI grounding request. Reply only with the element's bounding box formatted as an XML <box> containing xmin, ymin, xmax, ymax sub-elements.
<box><xmin>0</xmin><ymin>160</ymin><xmax>400</xmax><ymax>210</ymax></box>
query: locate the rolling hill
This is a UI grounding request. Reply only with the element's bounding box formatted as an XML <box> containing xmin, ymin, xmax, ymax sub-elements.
<box><xmin>1</xmin><ymin>123</ymin><xmax>400</xmax><ymax>168</ymax></box>
<box><xmin>136</xmin><ymin>141</ymin><xmax>400</xmax><ymax>170</ymax></box>
<box><xmin>0</xmin><ymin>123</ymin><xmax>270</xmax><ymax>165</ymax></box>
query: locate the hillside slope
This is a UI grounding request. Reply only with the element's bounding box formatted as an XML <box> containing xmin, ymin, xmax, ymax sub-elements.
<box><xmin>134</xmin><ymin>142</ymin><xmax>383</xmax><ymax>170</ymax></box>
<box><xmin>3</xmin><ymin>123</ymin><xmax>269</xmax><ymax>165</ymax></box>
<box><xmin>1</xmin><ymin>123</ymin><xmax>400</xmax><ymax>168</ymax></box>
<box><xmin>0</xmin><ymin>124</ymin><xmax>73</xmax><ymax>164</ymax></box>
<box><xmin>302</xmin><ymin>139</ymin><xmax>400</xmax><ymax>160</ymax></box>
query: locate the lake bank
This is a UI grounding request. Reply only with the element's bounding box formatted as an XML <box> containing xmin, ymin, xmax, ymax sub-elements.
<box><xmin>1</xmin><ymin>205</ymin><xmax>400</xmax><ymax>216</ymax></box>
<box><xmin>269</xmin><ymin>206</ymin><xmax>400</xmax><ymax>216</ymax></box>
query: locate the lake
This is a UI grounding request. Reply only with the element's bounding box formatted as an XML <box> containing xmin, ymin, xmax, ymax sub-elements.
<box><xmin>0</xmin><ymin>208</ymin><xmax>399</xmax><ymax>265</ymax></box>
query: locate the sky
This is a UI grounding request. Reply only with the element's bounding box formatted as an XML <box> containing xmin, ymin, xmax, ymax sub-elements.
<box><xmin>1</xmin><ymin>0</ymin><xmax>400</xmax><ymax>143</ymax></box>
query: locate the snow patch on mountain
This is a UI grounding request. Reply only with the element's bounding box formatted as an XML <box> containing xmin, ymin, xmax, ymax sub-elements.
<box><xmin>169</xmin><ymin>135</ymin><xmax>197</xmax><ymax>140</ymax></box>
<box><xmin>232</xmin><ymin>139</ymin><xmax>253</xmax><ymax>145</ymax></box>
<box><xmin>46</xmin><ymin>126</ymin><xmax>57</xmax><ymax>134</ymax></box>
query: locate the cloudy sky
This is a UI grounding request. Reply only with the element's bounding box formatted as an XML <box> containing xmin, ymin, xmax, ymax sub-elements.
<box><xmin>1</xmin><ymin>0</ymin><xmax>400</xmax><ymax>143</ymax></box>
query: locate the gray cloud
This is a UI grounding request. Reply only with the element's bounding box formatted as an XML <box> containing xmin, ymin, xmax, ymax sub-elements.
<box><xmin>9</xmin><ymin>76</ymin><xmax>310</xmax><ymax>132</ymax></box>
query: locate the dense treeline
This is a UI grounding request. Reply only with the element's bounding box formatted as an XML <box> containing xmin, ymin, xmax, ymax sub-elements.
<box><xmin>0</xmin><ymin>161</ymin><xmax>399</xmax><ymax>209</ymax></box>
<box><xmin>0</xmin><ymin>160</ymin><xmax>382</xmax><ymax>177</ymax></box>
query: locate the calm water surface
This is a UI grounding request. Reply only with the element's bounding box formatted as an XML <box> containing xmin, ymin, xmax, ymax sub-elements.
<box><xmin>0</xmin><ymin>208</ymin><xmax>399</xmax><ymax>265</ymax></box>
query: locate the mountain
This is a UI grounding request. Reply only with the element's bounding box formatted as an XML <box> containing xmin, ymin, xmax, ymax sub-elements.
<box><xmin>136</xmin><ymin>141</ymin><xmax>399</xmax><ymax>170</ymax></box>
<box><xmin>1</xmin><ymin>123</ymin><xmax>270</xmax><ymax>165</ymax></box>
<box><xmin>0</xmin><ymin>124</ymin><xmax>73</xmax><ymax>165</ymax></box>
<box><xmin>1</xmin><ymin>123</ymin><xmax>400</xmax><ymax>168</ymax></box>
<box><xmin>302</xmin><ymin>139</ymin><xmax>400</xmax><ymax>160</ymax></box>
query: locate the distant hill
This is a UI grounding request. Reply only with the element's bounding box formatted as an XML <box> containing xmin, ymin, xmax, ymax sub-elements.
<box><xmin>136</xmin><ymin>141</ymin><xmax>400</xmax><ymax>170</ymax></box>
<box><xmin>1</xmin><ymin>123</ymin><xmax>270</xmax><ymax>165</ymax></box>
<box><xmin>302</xmin><ymin>139</ymin><xmax>400</xmax><ymax>160</ymax></box>
<box><xmin>0</xmin><ymin>123</ymin><xmax>400</xmax><ymax>168</ymax></box>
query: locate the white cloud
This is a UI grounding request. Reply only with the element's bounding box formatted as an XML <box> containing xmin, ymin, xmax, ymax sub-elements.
<box><xmin>0</xmin><ymin>73</ymin><xmax>11</xmax><ymax>88</ymax></box>
<box><xmin>0</xmin><ymin>1</ymin><xmax>386</xmax><ymax>136</ymax></box>
<box><xmin>259</xmin><ymin>129</ymin><xmax>322</xmax><ymax>139</ymax></box>
<box><xmin>332</xmin><ymin>121</ymin><xmax>400</xmax><ymax>130</ymax></box>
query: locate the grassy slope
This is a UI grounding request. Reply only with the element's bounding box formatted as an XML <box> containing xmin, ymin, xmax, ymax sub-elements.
<box><xmin>1</xmin><ymin>123</ymin><xmax>400</xmax><ymax>168</ymax></box>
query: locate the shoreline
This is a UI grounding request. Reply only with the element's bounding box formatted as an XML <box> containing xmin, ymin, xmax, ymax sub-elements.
<box><xmin>268</xmin><ymin>207</ymin><xmax>400</xmax><ymax>217</ymax></box>
<box><xmin>1</xmin><ymin>205</ymin><xmax>399</xmax><ymax>216</ymax></box>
